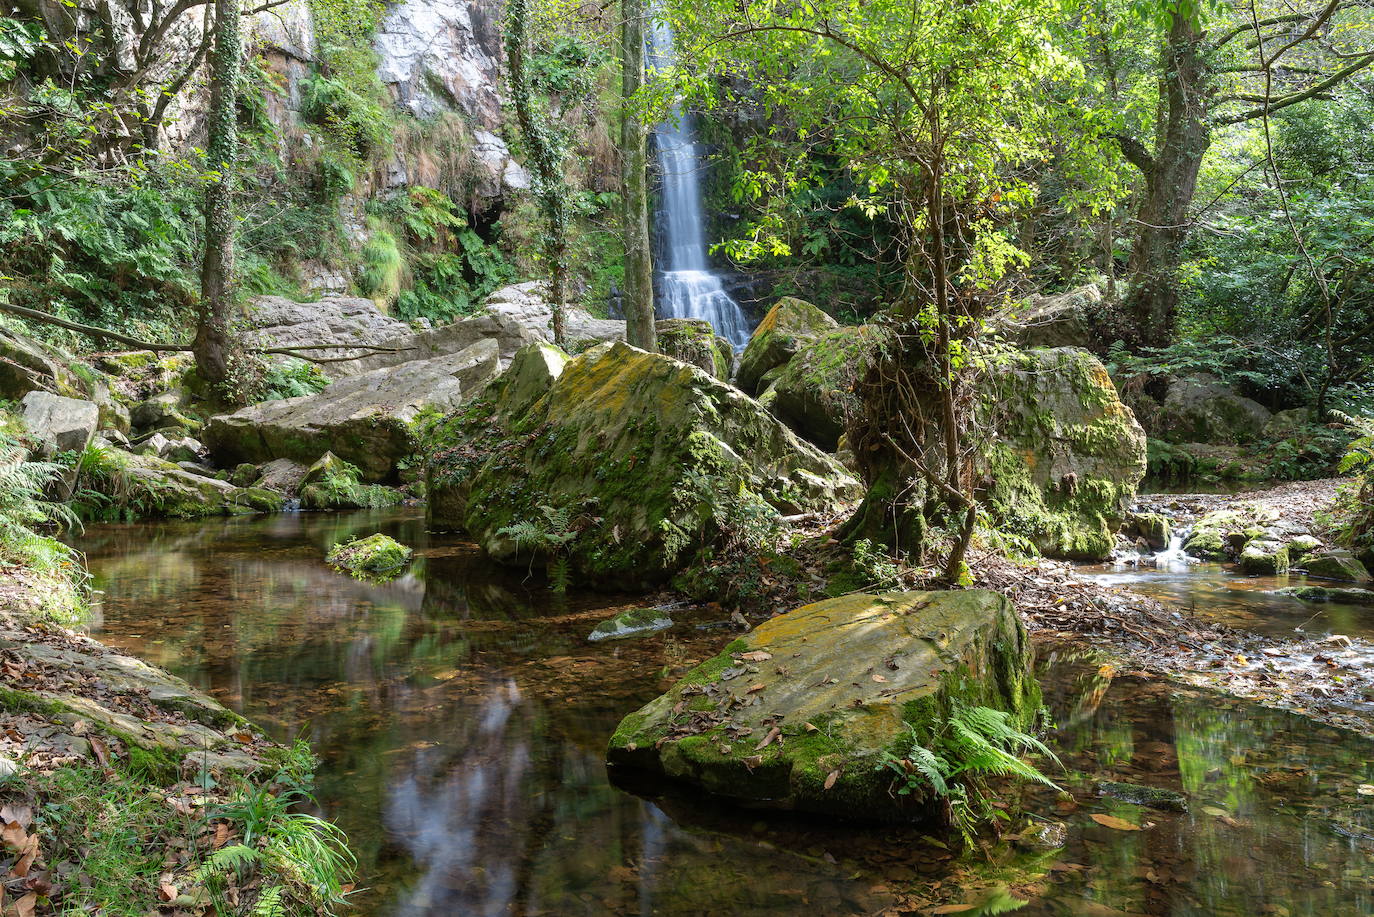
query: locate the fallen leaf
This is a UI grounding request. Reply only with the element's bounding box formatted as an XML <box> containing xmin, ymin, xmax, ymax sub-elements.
<box><xmin>824</xmin><ymin>769</ymin><xmax>840</xmax><ymax>791</ymax></box>
<box><xmin>1089</xmin><ymin>813</ymin><xmax>1141</xmax><ymax>831</ymax></box>
<box><xmin>745</xmin><ymin>683</ymin><xmax>765</xmax><ymax>694</ymax></box>
<box><xmin>739</xmin><ymin>651</ymin><xmax>773</xmax><ymax>662</ymax></box>
<box><xmin>871</xmin><ymin>673</ymin><xmax>888</xmax><ymax>683</ymax></box>
<box><xmin>1201</xmin><ymin>805</ymin><xmax>1228</xmax><ymax>817</ymax></box>
<box><xmin>12</xmin><ymin>834</ymin><xmax>38</xmax><ymax>877</ymax></box>
<box><xmin>159</xmin><ymin>883</ymin><xmax>178</xmax><ymax>902</ymax></box>
<box><xmin>754</xmin><ymin>727</ymin><xmax>781</xmax><ymax>751</ymax></box>
<box><xmin>13</xmin><ymin>892</ymin><xmax>36</xmax><ymax>917</ymax></box>
<box><xmin>213</xmin><ymin>822</ymin><xmax>229</xmax><ymax>849</ymax></box>
<box><xmin>930</xmin><ymin>905</ymin><xmax>976</xmax><ymax>914</ymax></box>
<box><xmin>804</xmin><ymin>722</ymin><xmax>818</xmax><ymax>733</ymax></box>
<box><xmin>90</xmin><ymin>736</ymin><xmax>110</xmax><ymax>768</ymax></box>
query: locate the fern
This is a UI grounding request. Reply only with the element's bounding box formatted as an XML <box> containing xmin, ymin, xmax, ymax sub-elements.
<box><xmin>496</xmin><ymin>501</ymin><xmax>595</xmax><ymax>593</ymax></box>
<box><xmin>249</xmin><ymin>885</ymin><xmax>287</xmax><ymax>917</ymax></box>
<box><xmin>877</xmin><ymin>703</ymin><xmax>1060</xmax><ymax>841</ymax></box>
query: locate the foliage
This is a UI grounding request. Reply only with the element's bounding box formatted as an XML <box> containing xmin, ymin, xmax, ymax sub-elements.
<box><xmin>497</xmin><ymin>502</ymin><xmax>598</xmax><ymax>592</ymax></box>
<box><xmin>878</xmin><ymin>703</ymin><xmax>1060</xmax><ymax>844</ymax></box>
<box><xmin>0</xmin><ymin>412</ymin><xmax>87</xmax><ymax>620</ymax></box>
<box><xmin>258</xmin><ymin>359</ymin><xmax>330</xmax><ymax>402</ymax></box>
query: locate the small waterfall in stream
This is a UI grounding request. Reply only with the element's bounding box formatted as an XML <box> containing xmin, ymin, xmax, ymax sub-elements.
<box><xmin>648</xmin><ymin>19</ymin><xmax>754</xmax><ymax>350</ymax></box>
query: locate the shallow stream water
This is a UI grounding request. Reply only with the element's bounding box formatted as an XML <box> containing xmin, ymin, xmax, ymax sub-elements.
<box><xmin>73</xmin><ymin>509</ymin><xmax>1374</xmax><ymax>916</ymax></box>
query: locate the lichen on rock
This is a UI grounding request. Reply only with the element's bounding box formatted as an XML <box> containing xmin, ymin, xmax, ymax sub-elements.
<box><xmin>734</xmin><ymin>297</ymin><xmax>840</xmax><ymax>395</ymax></box>
<box><xmin>606</xmin><ymin>590</ymin><xmax>1040</xmax><ymax>822</ymax></box>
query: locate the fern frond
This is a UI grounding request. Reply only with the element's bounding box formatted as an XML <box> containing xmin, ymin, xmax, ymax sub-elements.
<box><xmin>250</xmin><ymin>885</ymin><xmax>287</xmax><ymax>917</ymax></box>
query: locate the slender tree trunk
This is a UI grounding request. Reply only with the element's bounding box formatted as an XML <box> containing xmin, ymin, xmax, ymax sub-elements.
<box><xmin>621</xmin><ymin>0</ymin><xmax>656</xmax><ymax>352</ymax></box>
<box><xmin>195</xmin><ymin>0</ymin><xmax>242</xmax><ymax>394</ymax></box>
<box><xmin>1119</xmin><ymin>13</ymin><xmax>1209</xmax><ymax>349</ymax></box>
<box><xmin>506</xmin><ymin>0</ymin><xmax>568</xmax><ymax>349</ymax></box>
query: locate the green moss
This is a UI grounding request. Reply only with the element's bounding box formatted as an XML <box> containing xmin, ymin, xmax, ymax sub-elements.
<box><xmin>326</xmin><ymin>533</ymin><xmax>413</xmax><ymax>579</ymax></box>
<box><xmin>125</xmin><ymin>743</ymin><xmax>182</xmax><ymax>785</ymax></box>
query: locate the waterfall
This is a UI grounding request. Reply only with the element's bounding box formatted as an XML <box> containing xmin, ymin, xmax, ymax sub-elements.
<box><xmin>648</xmin><ymin>19</ymin><xmax>754</xmax><ymax>350</ymax></box>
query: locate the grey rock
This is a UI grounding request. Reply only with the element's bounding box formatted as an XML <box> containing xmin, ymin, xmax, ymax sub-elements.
<box><xmin>204</xmin><ymin>338</ymin><xmax>501</xmax><ymax>481</ymax></box>
<box><xmin>1159</xmin><ymin>375</ymin><xmax>1272</xmax><ymax>444</ymax></box>
<box><xmin>20</xmin><ymin>391</ymin><xmax>99</xmax><ymax>458</ymax></box>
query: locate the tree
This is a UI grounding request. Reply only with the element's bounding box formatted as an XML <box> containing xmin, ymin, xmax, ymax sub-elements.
<box><xmin>1111</xmin><ymin>0</ymin><xmax>1374</xmax><ymax>347</ymax></box>
<box><xmin>194</xmin><ymin>0</ymin><xmax>244</xmax><ymax>396</ymax></box>
<box><xmin>506</xmin><ymin>0</ymin><xmax>570</xmax><ymax>348</ymax></box>
<box><xmin>621</xmin><ymin>0</ymin><xmax>656</xmax><ymax>352</ymax></box>
<box><xmin>654</xmin><ymin>0</ymin><xmax>1114</xmax><ymax>580</ymax></box>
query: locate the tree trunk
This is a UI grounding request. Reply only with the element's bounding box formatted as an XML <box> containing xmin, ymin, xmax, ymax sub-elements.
<box><xmin>195</xmin><ymin>0</ymin><xmax>242</xmax><ymax>395</ymax></box>
<box><xmin>1119</xmin><ymin>13</ymin><xmax>1209</xmax><ymax>349</ymax></box>
<box><xmin>621</xmin><ymin>0</ymin><xmax>656</xmax><ymax>352</ymax></box>
<box><xmin>506</xmin><ymin>0</ymin><xmax>569</xmax><ymax>349</ymax></box>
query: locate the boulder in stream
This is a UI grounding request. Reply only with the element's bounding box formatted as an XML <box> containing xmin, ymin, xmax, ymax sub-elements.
<box><xmin>606</xmin><ymin>590</ymin><xmax>1039</xmax><ymax>821</ymax></box>
<box><xmin>1302</xmin><ymin>549</ymin><xmax>1372</xmax><ymax>584</ymax></box>
<box><xmin>588</xmin><ymin>607</ymin><xmax>675</xmax><ymax>642</ymax></box>
<box><xmin>427</xmin><ymin>341</ymin><xmax>859</xmax><ymax>588</ymax></box>
<box><xmin>326</xmin><ymin>533</ymin><xmax>413</xmax><ymax>579</ymax></box>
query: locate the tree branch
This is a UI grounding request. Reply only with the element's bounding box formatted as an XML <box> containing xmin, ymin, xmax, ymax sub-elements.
<box><xmin>1112</xmin><ymin>133</ymin><xmax>1155</xmax><ymax>176</ymax></box>
<box><xmin>1215</xmin><ymin>50</ymin><xmax>1374</xmax><ymax>124</ymax></box>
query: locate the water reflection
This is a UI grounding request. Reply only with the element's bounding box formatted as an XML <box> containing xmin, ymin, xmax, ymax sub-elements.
<box><xmin>75</xmin><ymin>511</ymin><xmax>1374</xmax><ymax>916</ymax></box>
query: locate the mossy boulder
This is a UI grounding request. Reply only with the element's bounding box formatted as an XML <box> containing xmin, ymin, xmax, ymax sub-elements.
<box><xmin>1240</xmin><ymin>538</ymin><xmax>1289</xmax><ymax>575</ymax></box>
<box><xmin>1302</xmin><ymin>549</ymin><xmax>1372</xmax><ymax>584</ymax></box>
<box><xmin>0</xmin><ymin>326</ymin><xmax>87</xmax><ymax>400</ymax></box>
<box><xmin>758</xmin><ymin>325</ymin><xmax>886</xmax><ymax>451</ymax></box>
<box><xmin>979</xmin><ymin>348</ymin><xmax>1147</xmax><ymax>560</ymax></box>
<box><xmin>1126</xmin><ymin>512</ymin><xmax>1171</xmax><ymax>551</ymax></box>
<box><xmin>1275</xmin><ymin>585</ymin><xmax>1374</xmax><ymax>605</ymax></box>
<box><xmin>1158</xmin><ymin>375</ymin><xmax>1271</xmax><ymax>445</ymax></box>
<box><xmin>92</xmin><ymin>450</ymin><xmax>278</xmax><ymax>519</ymax></box>
<box><xmin>734</xmin><ymin>297</ymin><xmax>839</xmax><ymax>395</ymax></box>
<box><xmin>299</xmin><ymin>452</ymin><xmax>403</xmax><ymax>510</ymax></box>
<box><xmin>326</xmin><ymin>533</ymin><xmax>413</xmax><ymax>578</ymax></box>
<box><xmin>588</xmin><ymin>607</ymin><xmax>674</xmax><ymax>642</ymax></box>
<box><xmin>656</xmin><ymin>318</ymin><xmax>734</xmax><ymax>380</ymax></box>
<box><xmin>427</xmin><ymin>341</ymin><xmax>860</xmax><ymax>588</ymax></box>
<box><xmin>606</xmin><ymin>590</ymin><xmax>1039</xmax><ymax>821</ymax></box>
<box><xmin>204</xmin><ymin>339</ymin><xmax>500</xmax><ymax>481</ymax></box>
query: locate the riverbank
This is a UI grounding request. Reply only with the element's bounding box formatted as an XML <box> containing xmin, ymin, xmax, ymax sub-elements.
<box><xmin>0</xmin><ymin>563</ymin><xmax>354</xmax><ymax>913</ymax></box>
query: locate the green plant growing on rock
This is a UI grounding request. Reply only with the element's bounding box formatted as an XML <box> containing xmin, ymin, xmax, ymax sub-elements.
<box><xmin>325</xmin><ymin>533</ymin><xmax>413</xmax><ymax>582</ymax></box>
<box><xmin>497</xmin><ymin>502</ymin><xmax>595</xmax><ymax>592</ymax></box>
<box><xmin>878</xmin><ymin>703</ymin><xmax>1060</xmax><ymax>845</ymax></box>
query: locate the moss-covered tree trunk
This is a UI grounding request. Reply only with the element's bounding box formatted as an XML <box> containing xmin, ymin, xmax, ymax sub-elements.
<box><xmin>621</xmin><ymin>0</ymin><xmax>656</xmax><ymax>352</ymax></box>
<box><xmin>195</xmin><ymin>0</ymin><xmax>243</xmax><ymax>396</ymax></box>
<box><xmin>506</xmin><ymin>0</ymin><xmax>569</xmax><ymax>348</ymax></box>
<box><xmin>1116</xmin><ymin>12</ymin><xmax>1209</xmax><ymax>350</ymax></box>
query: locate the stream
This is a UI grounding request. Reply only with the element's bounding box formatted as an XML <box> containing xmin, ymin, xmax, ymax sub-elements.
<box><xmin>73</xmin><ymin>509</ymin><xmax>1374</xmax><ymax>916</ymax></box>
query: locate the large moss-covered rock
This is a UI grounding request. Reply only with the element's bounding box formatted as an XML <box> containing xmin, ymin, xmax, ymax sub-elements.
<box><xmin>759</xmin><ymin>325</ymin><xmax>886</xmax><ymax>451</ymax></box>
<box><xmin>607</xmin><ymin>590</ymin><xmax>1038</xmax><ymax>821</ymax></box>
<box><xmin>656</xmin><ymin>318</ymin><xmax>734</xmax><ymax>380</ymax></box>
<box><xmin>980</xmin><ymin>348</ymin><xmax>1147</xmax><ymax>560</ymax></box>
<box><xmin>1158</xmin><ymin>375</ymin><xmax>1272</xmax><ymax>445</ymax></box>
<box><xmin>204</xmin><ymin>339</ymin><xmax>500</xmax><ymax>481</ymax></box>
<box><xmin>326</xmin><ymin>533</ymin><xmax>413</xmax><ymax>578</ymax></box>
<box><xmin>91</xmin><ymin>450</ymin><xmax>278</xmax><ymax>519</ymax></box>
<box><xmin>735</xmin><ymin>297</ymin><xmax>839</xmax><ymax>395</ymax></box>
<box><xmin>299</xmin><ymin>452</ymin><xmax>403</xmax><ymax>510</ymax></box>
<box><xmin>1302</xmin><ymin>549</ymin><xmax>1372</xmax><ymax>584</ymax></box>
<box><xmin>428</xmin><ymin>341</ymin><xmax>859</xmax><ymax>588</ymax></box>
<box><xmin>0</xmin><ymin>327</ymin><xmax>86</xmax><ymax>400</ymax></box>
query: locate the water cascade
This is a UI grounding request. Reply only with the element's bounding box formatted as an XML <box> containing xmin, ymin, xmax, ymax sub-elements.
<box><xmin>648</xmin><ymin>20</ymin><xmax>754</xmax><ymax>349</ymax></box>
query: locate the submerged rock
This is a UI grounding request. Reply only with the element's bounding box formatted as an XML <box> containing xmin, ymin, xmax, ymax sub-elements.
<box><xmin>1096</xmin><ymin>780</ymin><xmax>1188</xmax><ymax>812</ymax></box>
<box><xmin>588</xmin><ymin>607</ymin><xmax>674</xmax><ymax>642</ymax></box>
<box><xmin>735</xmin><ymin>297</ymin><xmax>839</xmax><ymax>395</ymax></box>
<box><xmin>204</xmin><ymin>339</ymin><xmax>500</xmax><ymax>481</ymax></box>
<box><xmin>326</xmin><ymin>533</ymin><xmax>413</xmax><ymax>578</ymax></box>
<box><xmin>427</xmin><ymin>341</ymin><xmax>859</xmax><ymax>587</ymax></box>
<box><xmin>1275</xmin><ymin>585</ymin><xmax>1374</xmax><ymax>605</ymax></box>
<box><xmin>607</xmin><ymin>590</ymin><xmax>1039</xmax><ymax>821</ymax></box>
<box><xmin>980</xmin><ymin>348</ymin><xmax>1147</xmax><ymax>560</ymax></box>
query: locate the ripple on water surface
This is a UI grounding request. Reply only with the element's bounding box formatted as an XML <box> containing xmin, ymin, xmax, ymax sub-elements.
<box><xmin>75</xmin><ymin>510</ymin><xmax>1374</xmax><ymax>916</ymax></box>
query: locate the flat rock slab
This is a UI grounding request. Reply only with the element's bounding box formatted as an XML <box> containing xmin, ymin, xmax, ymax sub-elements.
<box><xmin>607</xmin><ymin>590</ymin><xmax>1038</xmax><ymax>821</ymax></box>
<box><xmin>204</xmin><ymin>339</ymin><xmax>500</xmax><ymax>481</ymax></box>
